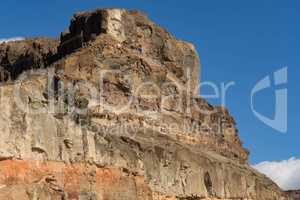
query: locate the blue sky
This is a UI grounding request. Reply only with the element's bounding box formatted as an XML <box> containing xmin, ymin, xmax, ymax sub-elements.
<box><xmin>0</xmin><ymin>0</ymin><xmax>298</xmax><ymax>166</ymax></box>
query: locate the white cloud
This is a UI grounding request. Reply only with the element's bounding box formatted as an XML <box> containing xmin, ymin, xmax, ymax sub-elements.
<box><xmin>0</xmin><ymin>37</ymin><xmax>24</xmax><ymax>44</ymax></box>
<box><xmin>253</xmin><ymin>157</ymin><xmax>300</xmax><ymax>191</ymax></box>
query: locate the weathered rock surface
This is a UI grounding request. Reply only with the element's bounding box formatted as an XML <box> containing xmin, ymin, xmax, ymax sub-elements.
<box><xmin>0</xmin><ymin>38</ymin><xmax>59</xmax><ymax>81</ymax></box>
<box><xmin>285</xmin><ymin>191</ymin><xmax>300</xmax><ymax>200</ymax></box>
<box><xmin>0</xmin><ymin>8</ymin><xmax>292</xmax><ymax>200</ymax></box>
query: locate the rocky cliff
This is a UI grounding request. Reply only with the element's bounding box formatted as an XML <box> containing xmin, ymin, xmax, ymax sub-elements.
<box><xmin>285</xmin><ymin>191</ymin><xmax>300</xmax><ymax>200</ymax></box>
<box><xmin>0</xmin><ymin>8</ymin><xmax>291</xmax><ymax>200</ymax></box>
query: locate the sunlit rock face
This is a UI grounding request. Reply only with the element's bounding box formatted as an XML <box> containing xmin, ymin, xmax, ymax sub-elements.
<box><xmin>0</xmin><ymin>8</ymin><xmax>289</xmax><ymax>200</ymax></box>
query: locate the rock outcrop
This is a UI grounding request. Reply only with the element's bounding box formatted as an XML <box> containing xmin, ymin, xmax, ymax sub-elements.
<box><xmin>285</xmin><ymin>191</ymin><xmax>300</xmax><ymax>200</ymax></box>
<box><xmin>0</xmin><ymin>38</ymin><xmax>58</xmax><ymax>81</ymax></box>
<box><xmin>0</xmin><ymin>8</ymin><xmax>291</xmax><ymax>200</ymax></box>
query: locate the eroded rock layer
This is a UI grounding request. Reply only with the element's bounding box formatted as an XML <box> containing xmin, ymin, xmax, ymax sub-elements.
<box><xmin>0</xmin><ymin>8</ymin><xmax>290</xmax><ymax>200</ymax></box>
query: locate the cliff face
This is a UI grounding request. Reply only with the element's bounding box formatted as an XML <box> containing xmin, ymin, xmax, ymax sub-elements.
<box><xmin>285</xmin><ymin>191</ymin><xmax>300</xmax><ymax>200</ymax></box>
<box><xmin>0</xmin><ymin>9</ymin><xmax>289</xmax><ymax>200</ymax></box>
<box><xmin>0</xmin><ymin>38</ymin><xmax>58</xmax><ymax>81</ymax></box>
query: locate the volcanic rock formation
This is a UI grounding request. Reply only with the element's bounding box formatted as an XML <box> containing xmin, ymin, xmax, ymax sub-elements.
<box><xmin>0</xmin><ymin>8</ymin><xmax>292</xmax><ymax>200</ymax></box>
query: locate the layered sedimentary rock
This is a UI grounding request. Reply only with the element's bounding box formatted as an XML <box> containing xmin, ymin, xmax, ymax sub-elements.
<box><xmin>0</xmin><ymin>9</ymin><xmax>291</xmax><ymax>199</ymax></box>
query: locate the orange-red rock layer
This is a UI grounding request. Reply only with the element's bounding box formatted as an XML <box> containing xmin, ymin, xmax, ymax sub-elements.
<box><xmin>0</xmin><ymin>160</ymin><xmax>152</xmax><ymax>200</ymax></box>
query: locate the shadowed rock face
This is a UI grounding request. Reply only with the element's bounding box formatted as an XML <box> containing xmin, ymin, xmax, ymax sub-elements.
<box><xmin>0</xmin><ymin>38</ymin><xmax>59</xmax><ymax>81</ymax></box>
<box><xmin>0</xmin><ymin>8</ymin><xmax>290</xmax><ymax>200</ymax></box>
